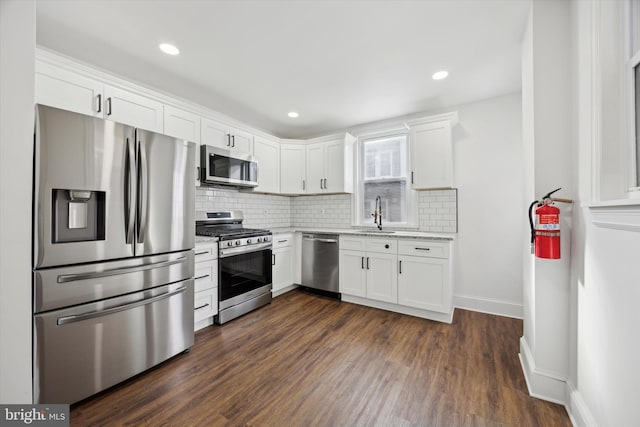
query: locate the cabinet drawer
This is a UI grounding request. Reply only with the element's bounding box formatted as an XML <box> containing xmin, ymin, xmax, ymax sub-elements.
<box><xmin>339</xmin><ymin>236</ymin><xmax>366</xmax><ymax>251</ymax></box>
<box><xmin>398</xmin><ymin>240</ymin><xmax>449</xmax><ymax>259</ymax></box>
<box><xmin>194</xmin><ymin>243</ymin><xmax>217</xmax><ymax>261</ymax></box>
<box><xmin>194</xmin><ymin>288</ymin><xmax>217</xmax><ymax>323</ymax></box>
<box><xmin>194</xmin><ymin>260</ymin><xmax>217</xmax><ymax>293</ymax></box>
<box><xmin>366</xmin><ymin>238</ymin><xmax>397</xmax><ymax>254</ymax></box>
<box><xmin>273</xmin><ymin>233</ymin><xmax>293</xmax><ymax>249</ymax></box>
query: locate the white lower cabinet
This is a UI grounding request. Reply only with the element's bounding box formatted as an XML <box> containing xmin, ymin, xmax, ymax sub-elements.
<box><xmin>272</xmin><ymin>233</ymin><xmax>296</xmax><ymax>296</ymax></box>
<box><xmin>194</xmin><ymin>242</ymin><xmax>218</xmax><ymax>330</ymax></box>
<box><xmin>339</xmin><ymin>235</ymin><xmax>453</xmax><ymax>323</ymax></box>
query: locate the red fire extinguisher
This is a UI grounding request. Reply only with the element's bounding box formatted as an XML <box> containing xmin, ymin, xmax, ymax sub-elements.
<box><xmin>528</xmin><ymin>188</ymin><xmax>561</xmax><ymax>259</ymax></box>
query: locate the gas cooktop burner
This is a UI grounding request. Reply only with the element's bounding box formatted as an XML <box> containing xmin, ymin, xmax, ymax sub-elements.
<box><xmin>195</xmin><ymin>210</ymin><xmax>271</xmax><ymax>240</ymax></box>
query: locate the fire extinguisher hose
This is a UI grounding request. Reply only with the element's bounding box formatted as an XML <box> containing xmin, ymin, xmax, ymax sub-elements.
<box><xmin>528</xmin><ymin>200</ymin><xmax>538</xmax><ymax>247</ymax></box>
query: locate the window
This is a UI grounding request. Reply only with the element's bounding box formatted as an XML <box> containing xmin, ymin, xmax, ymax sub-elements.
<box><xmin>356</xmin><ymin>133</ymin><xmax>415</xmax><ymax>227</ymax></box>
<box><xmin>630</xmin><ymin>0</ymin><xmax>640</xmax><ymax>190</ymax></box>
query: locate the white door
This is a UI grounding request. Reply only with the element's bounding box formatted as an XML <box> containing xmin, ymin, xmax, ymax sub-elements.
<box><xmin>410</xmin><ymin>121</ymin><xmax>453</xmax><ymax>189</ymax></box>
<box><xmin>306</xmin><ymin>142</ymin><xmax>325</xmax><ymax>193</ymax></box>
<box><xmin>103</xmin><ymin>85</ymin><xmax>164</xmax><ymax>133</ymax></box>
<box><xmin>398</xmin><ymin>256</ymin><xmax>449</xmax><ymax>313</ymax></box>
<box><xmin>324</xmin><ymin>139</ymin><xmax>345</xmax><ymax>193</ymax></box>
<box><xmin>366</xmin><ymin>252</ymin><xmax>398</xmax><ymax>303</ymax></box>
<box><xmin>280</xmin><ymin>145</ymin><xmax>306</xmax><ymax>194</ymax></box>
<box><xmin>273</xmin><ymin>246</ymin><xmax>294</xmax><ymax>292</ymax></box>
<box><xmin>201</xmin><ymin>118</ymin><xmax>231</xmax><ymax>150</ymax></box>
<box><xmin>253</xmin><ymin>137</ymin><xmax>280</xmax><ymax>193</ymax></box>
<box><xmin>229</xmin><ymin>128</ymin><xmax>253</xmax><ymax>155</ymax></box>
<box><xmin>339</xmin><ymin>250</ymin><xmax>366</xmax><ymax>297</ymax></box>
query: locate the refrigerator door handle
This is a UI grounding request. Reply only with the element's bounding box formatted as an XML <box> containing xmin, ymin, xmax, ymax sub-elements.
<box><xmin>56</xmin><ymin>256</ymin><xmax>188</xmax><ymax>283</ymax></box>
<box><xmin>56</xmin><ymin>285</ymin><xmax>187</xmax><ymax>325</ymax></box>
<box><xmin>137</xmin><ymin>132</ymin><xmax>148</xmax><ymax>244</ymax></box>
<box><xmin>125</xmin><ymin>137</ymin><xmax>136</xmax><ymax>244</ymax></box>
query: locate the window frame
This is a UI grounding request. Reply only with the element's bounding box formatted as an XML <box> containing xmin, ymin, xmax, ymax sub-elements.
<box><xmin>627</xmin><ymin>0</ymin><xmax>640</xmax><ymax>194</ymax></box>
<box><xmin>353</xmin><ymin>130</ymin><xmax>417</xmax><ymax>228</ymax></box>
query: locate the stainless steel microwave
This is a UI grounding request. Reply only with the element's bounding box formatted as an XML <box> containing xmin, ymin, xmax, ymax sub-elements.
<box><xmin>200</xmin><ymin>145</ymin><xmax>258</xmax><ymax>187</ymax></box>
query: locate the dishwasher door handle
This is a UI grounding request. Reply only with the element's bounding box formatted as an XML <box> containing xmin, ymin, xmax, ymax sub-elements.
<box><xmin>303</xmin><ymin>237</ymin><xmax>337</xmax><ymax>243</ymax></box>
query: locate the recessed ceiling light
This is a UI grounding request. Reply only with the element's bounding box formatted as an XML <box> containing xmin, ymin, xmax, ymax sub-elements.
<box><xmin>432</xmin><ymin>70</ymin><xmax>449</xmax><ymax>80</ymax></box>
<box><xmin>159</xmin><ymin>43</ymin><xmax>180</xmax><ymax>55</ymax></box>
<box><xmin>288</xmin><ymin>111</ymin><xmax>299</xmax><ymax>118</ymax></box>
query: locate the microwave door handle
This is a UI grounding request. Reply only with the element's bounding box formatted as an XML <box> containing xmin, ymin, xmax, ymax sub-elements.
<box><xmin>125</xmin><ymin>137</ymin><xmax>136</xmax><ymax>244</ymax></box>
<box><xmin>137</xmin><ymin>133</ymin><xmax>148</xmax><ymax>243</ymax></box>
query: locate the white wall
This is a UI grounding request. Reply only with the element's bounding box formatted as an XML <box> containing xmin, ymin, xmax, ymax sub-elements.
<box><xmin>450</xmin><ymin>93</ymin><xmax>524</xmax><ymax>317</ymax></box>
<box><xmin>0</xmin><ymin>0</ymin><xmax>35</xmax><ymax>403</ymax></box>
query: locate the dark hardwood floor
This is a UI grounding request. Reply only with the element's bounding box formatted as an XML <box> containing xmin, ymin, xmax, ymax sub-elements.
<box><xmin>70</xmin><ymin>290</ymin><xmax>571</xmax><ymax>426</ymax></box>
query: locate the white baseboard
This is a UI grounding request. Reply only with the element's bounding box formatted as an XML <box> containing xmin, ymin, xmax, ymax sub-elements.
<box><xmin>273</xmin><ymin>284</ymin><xmax>299</xmax><ymax>298</ymax></box>
<box><xmin>566</xmin><ymin>381</ymin><xmax>598</xmax><ymax>427</ymax></box>
<box><xmin>341</xmin><ymin>294</ymin><xmax>454</xmax><ymax>323</ymax></box>
<box><xmin>519</xmin><ymin>337</ymin><xmax>567</xmax><ymax>405</ymax></box>
<box><xmin>454</xmin><ymin>294</ymin><xmax>523</xmax><ymax>319</ymax></box>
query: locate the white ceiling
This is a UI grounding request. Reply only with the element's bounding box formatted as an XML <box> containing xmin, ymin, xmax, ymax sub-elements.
<box><xmin>36</xmin><ymin>0</ymin><xmax>530</xmax><ymax>139</ymax></box>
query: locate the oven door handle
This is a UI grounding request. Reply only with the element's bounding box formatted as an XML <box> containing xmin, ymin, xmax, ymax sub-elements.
<box><xmin>219</xmin><ymin>243</ymin><xmax>272</xmax><ymax>258</ymax></box>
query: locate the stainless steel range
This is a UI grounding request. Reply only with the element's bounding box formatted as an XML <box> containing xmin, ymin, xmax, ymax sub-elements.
<box><xmin>196</xmin><ymin>211</ymin><xmax>272</xmax><ymax>324</ymax></box>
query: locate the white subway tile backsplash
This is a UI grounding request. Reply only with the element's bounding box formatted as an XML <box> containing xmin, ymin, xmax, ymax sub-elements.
<box><xmin>196</xmin><ymin>187</ymin><xmax>457</xmax><ymax>233</ymax></box>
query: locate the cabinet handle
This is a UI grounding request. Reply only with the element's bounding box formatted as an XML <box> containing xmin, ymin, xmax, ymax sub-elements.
<box><xmin>277</xmin><ymin>239</ymin><xmax>288</xmax><ymax>243</ymax></box>
<box><xmin>320</xmin><ymin>178</ymin><xmax>323</xmax><ymax>189</ymax></box>
<box><xmin>415</xmin><ymin>247</ymin><xmax>431</xmax><ymax>251</ymax></box>
<box><xmin>231</xmin><ymin>135</ymin><xmax>235</xmax><ymax>147</ymax></box>
<box><xmin>399</xmin><ymin>260</ymin><xmax>402</xmax><ymax>274</ymax></box>
<box><xmin>106</xmin><ymin>97</ymin><xmax>112</xmax><ymax>115</ymax></box>
<box><xmin>302</xmin><ymin>180</ymin><xmax>305</xmax><ymax>190</ymax></box>
<box><xmin>226</xmin><ymin>134</ymin><xmax>231</xmax><ymax>146</ymax></box>
<box><xmin>411</xmin><ymin>171</ymin><xmax>414</xmax><ymax>184</ymax></box>
<box><xmin>96</xmin><ymin>94</ymin><xmax>102</xmax><ymax>113</ymax></box>
<box><xmin>194</xmin><ymin>303</ymin><xmax>210</xmax><ymax>311</ymax></box>
<box><xmin>195</xmin><ymin>250</ymin><xmax>209</xmax><ymax>256</ymax></box>
<box><xmin>361</xmin><ymin>256</ymin><xmax>364</xmax><ymax>269</ymax></box>
<box><xmin>324</xmin><ymin>178</ymin><xmax>327</xmax><ymax>189</ymax></box>
<box><xmin>272</xmin><ymin>254</ymin><xmax>276</xmax><ymax>265</ymax></box>
<box><xmin>366</xmin><ymin>257</ymin><xmax>370</xmax><ymax>270</ymax></box>
<box><xmin>195</xmin><ymin>274</ymin><xmax>210</xmax><ymax>280</ymax></box>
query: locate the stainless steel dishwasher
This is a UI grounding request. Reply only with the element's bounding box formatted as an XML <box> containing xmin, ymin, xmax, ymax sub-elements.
<box><xmin>301</xmin><ymin>233</ymin><xmax>339</xmax><ymax>294</ymax></box>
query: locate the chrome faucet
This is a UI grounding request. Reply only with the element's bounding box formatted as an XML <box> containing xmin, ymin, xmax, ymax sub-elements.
<box><xmin>372</xmin><ymin>195</ymin><xmax>383</xmax><ymax>230</ymax></box>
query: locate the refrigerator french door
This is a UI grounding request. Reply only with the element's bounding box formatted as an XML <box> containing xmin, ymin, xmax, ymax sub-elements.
<box><xmin>33</xmin><ymin>105</ymin><xmax>196</xmax><ymax>404</ymax></box>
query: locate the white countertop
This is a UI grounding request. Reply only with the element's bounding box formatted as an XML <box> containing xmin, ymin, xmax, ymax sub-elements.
<box><xmin>268</xmin><ymin>227</ymin><xmax>455</xmax><ymax>240</ymax></box>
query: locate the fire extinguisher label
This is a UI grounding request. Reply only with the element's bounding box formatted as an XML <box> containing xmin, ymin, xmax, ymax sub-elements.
<box><xmin>536</xmin><ymin>214</ymin><xmax>560</xmax><ymax>230</ymax></box>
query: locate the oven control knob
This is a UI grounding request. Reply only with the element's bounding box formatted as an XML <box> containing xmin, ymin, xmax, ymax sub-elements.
<box><xmin>265</xmin><ymin>235</ymin><xmax>271</xmax><ymax>242</ymax></box>
<box><xmin>247</xmin><ymin>239</ymin><xmax>252</xmax><ymax>244</ymax></box>
<box><xmin>235</xmin><ymin>240</ymin><xmax>241</xmax><ymax>246</ymax></box>
<box><xmin>257</xmin><ymin>237</ymin><xmax>263</xmax><ymax>243</ymax></box>
<box><xmin>227</xmin><ymin>241</ymin><xmax>233</xmax><ymax>247</ymax></box>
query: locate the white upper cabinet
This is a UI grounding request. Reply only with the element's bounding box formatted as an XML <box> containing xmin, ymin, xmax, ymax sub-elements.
<box><xmin>35</xmin><ymin>58</ymin><xmax>164</xmax><ymax>133</ymax></box>
<box><xmin>35</xmin><ymin>61</ymin><xmax>103</xmax><ymax>118</ymax></box>
<box><xmin>163</xmin><ymin>105</ymin><xmax>201</xmax><ymax>143</ymax></box>
<box><xmin>304</xmin><ymin>133</ymin><xmax>356</xmax><ymax>194</ymax></box>
<box><xmin>253</xmin><ymin>136</ymin><xmax>280</xmax><ymax>193</ymax></box>
<box><xmin>201</xmin><ymin>118</ymin><xmax>252</xmax><ymax>155</ymax></box>
<box><xmin>280</xmin><ymin>144</ymin><xmax>307</xmax><ymax>194</ymax></box>
<box><xmin>103</xmin><ymin>85</ymin><xmax>164</xmax><ymax>133</ymax></box>
<box><xmin>409</xmin><ymin>115</ymin><xmax>456</xmax><ymax>190</ymax></box>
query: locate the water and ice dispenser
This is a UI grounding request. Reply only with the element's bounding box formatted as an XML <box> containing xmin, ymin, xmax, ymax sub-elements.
<box><xmin>52</xmin><ymin>189</ymin><xmax>105</xmax><ymax>243</ymax></box>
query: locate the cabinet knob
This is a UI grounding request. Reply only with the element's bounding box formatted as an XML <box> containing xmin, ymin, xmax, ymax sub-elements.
<box><xmin>385</xmin><ymin>244</ymin><xmax>390</xmax><ymax>249</ymax></box>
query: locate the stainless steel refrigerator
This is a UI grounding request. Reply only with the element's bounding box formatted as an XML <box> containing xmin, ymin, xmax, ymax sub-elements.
<box><xmin>32</xmin><ymin>104</ymin><xmax>196</xmax><ymax>404</ymax></box>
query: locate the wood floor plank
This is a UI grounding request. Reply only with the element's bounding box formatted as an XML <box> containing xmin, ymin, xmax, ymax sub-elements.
<box><xmin>69</xmin><ymin>290</ymin><xmax>571</xmax><ymax>427</ymax></box>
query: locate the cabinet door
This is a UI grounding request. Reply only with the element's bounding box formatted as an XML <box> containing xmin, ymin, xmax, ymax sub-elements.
<box><xmin>410</xmin><ymin>121</ymin><xmax>453</xmax><ymax>189</ymax></box>
<box><xmin>229</xmin><ymin>128</ymin><xmax>253</xmax><ymax>155</ymax></box>
<box><xmin>306</xmin><ymin>142</ymin><xmax>325</xmax><ymax>193</ymax></box>
<box><xmin>398</xmin><ymin>256</ymin><xmax>449</xmax><ymax>313</ymax></box>
<box><xmin>35</xmin><ymin>61</ymin><xmax>103</xmax><ymax>118</ymax></box>
<box><xmin>201</xmin><ymin>118</ymin><xmax>231</xmax><ymax>150</ymax></box>
<box><xmin>339</xmin><ymin>250</ymin><xmax>366</xmax><ymax>297</ymax></box>
<box><xmin>325</xmin><ymin>139</ymin><xmax>346</xmax><ymax>193</ymax></box>
<box><xmin>164</xmin><ymin>105</ymin><xmax>201</xmax><ymax>143</ymax></box>
<box><xmin>280</xmin><ymin>145</ymin><xmax>307</xmax><ymax>194</ymax></box>
<box><xmin>366</xmin><ymin>252</ymin><xmax>398</xmax><ymax>303</ymax></box>
<box><xmin>273</xmin><ymin>246</ymin><xmax>294</xmax><ymax>292</ymax></box>
<box><xmin>253</xmin><ymin>137</ymin><xmax>280</xmax><ymax>193</ymax></box>
<box><xmin>104</xmin><ymin>85</ymin><xmax>164</xmax><ymax>133</ymax></box>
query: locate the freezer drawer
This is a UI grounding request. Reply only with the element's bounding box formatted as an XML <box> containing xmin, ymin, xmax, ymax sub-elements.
<box><xmin>34</xmin><ymin>250</ymin><xmax>194</xmax><ymax>313</ymax></box>
<box><xmin>33</xmin><ymin>281</ymin><xmax>194</xmax><ymax>404</ymax></box>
